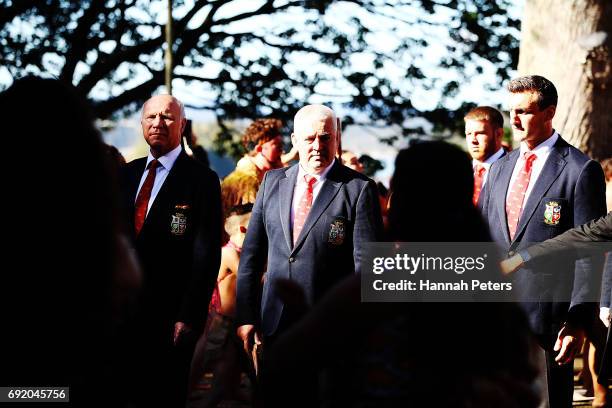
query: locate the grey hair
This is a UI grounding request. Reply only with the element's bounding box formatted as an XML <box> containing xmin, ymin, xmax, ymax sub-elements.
<box><xmin>507</xmin><ymin>75</ymin><xmax>558</xmax><ymax>109</ymax></box>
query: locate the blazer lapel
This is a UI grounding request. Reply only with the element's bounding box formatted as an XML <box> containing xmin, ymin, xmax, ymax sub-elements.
<box><xmin>496</xmin><ymin>152</ymin><xmax>519</xmax><ymax>245</ymax></box>
<box><xmin>279</xmin><ymin>165</ymin><xmax>298</xmax><ymax>252</ymax></box>
<box><xmin>512</xmin><ymin>144</ymin><xmax>567</xmax><ymax>243</ymax></box>
<box><xmin>293</xmin><ymin>162</ymin><xmax>343</xmax><ymax>252</ymax></box>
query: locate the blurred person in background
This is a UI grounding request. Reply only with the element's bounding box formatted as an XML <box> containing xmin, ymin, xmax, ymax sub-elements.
<box><xmin>464</xmin><ymin>106</ymin><xmax>506</xmax><ymax>206</ymax></box>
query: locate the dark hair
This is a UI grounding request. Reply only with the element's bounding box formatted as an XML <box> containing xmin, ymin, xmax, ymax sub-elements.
<box><xmin>387</xmin><ymin>141</ymin><xmax>490</xmax><ymax>242</ymax></box>
<box><xmin>464</xmin><ymin>106</ymin><xmax>504</xmax><ymax>129</ymax></box>
<box><xmin>507</xmin><ymin>75</ymin><xmax>558</xmax><ymax>109</ymax></box>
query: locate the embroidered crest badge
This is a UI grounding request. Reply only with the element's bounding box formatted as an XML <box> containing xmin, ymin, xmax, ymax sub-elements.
<box><xmin>328</xmin><ymin>219</ymin><xmax>346</xmax><ymax>246</ymax></box>
<box><xmin>544</xmin><ymin>201</ymin><xmax>561</xmax><ymax>226</ymax></box>
<box><xmin>170</xmin><ymin>204</ymin><xmax>189</xmax><ymax>235</ymax></box>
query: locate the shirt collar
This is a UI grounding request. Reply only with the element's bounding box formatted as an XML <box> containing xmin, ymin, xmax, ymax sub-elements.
<box><xmin>519</xmin><ymin>130</ymin><xmax>558</xmax><ymax>157</ymax></box>
<box><xmin>297</xmin><ymin>159</ymin><xmax>335</xmax><ymax>184</ymax></box>
<box><xmin>473</xmin><ymin>147</ymin><xmax>505</xmax><ymax>169</ymax></box>
<box><xmin>146</xmin><ymin>144</ymin><xmax>182</xmax><ymax>171</ymax></box>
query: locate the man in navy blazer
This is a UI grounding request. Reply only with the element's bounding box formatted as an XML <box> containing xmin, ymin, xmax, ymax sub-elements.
<box><xmin>464</xmin><ymin>105</ymin><xmax>507</xmax><ymax>206</ymax></box>
<box><xmin>480</xmin><ymin>75</ymin><xmax>606</xmax><ymax>407</ymax></box>
<box><xmin>236</xmin><ymin>104</ymin><xmax>383</xmax><ymax>350</ymax></box>
<box><xmin>120</xmin><ymin>95</ymin><xmax>221</xmax><ymax>407</ymax></box>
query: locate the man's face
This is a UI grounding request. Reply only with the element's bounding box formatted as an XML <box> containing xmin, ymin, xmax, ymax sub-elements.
<box><xmin>141</xmin><ymin>95</ymin><xmax>185</xmax><ymax>157</ymax></box>
<box><xmin>464</xmin><ymin>119</ymin><xmax>502</xmax><ymax>162</ymax></box>
<box><xmin>292</xmin><ymin>112</ymin><xmax>338</xmax><ymax>174</ymax></box>
<box><xmin>509</xmin><ymin>91</ymin><xmax>555</xmax><ymax>147</ymax></box>
<box><xmin>260</xmin><ymin>136</ymin><xmax>283</xmax><ymax>167</ymax></box>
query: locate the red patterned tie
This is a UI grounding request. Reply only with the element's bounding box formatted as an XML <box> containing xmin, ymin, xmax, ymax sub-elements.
<box><xmin>134</xmin><ymin>159</ymin><xmax>160</xmax><ymax>235</ymax></box>
<box><xmin>506</xmin><ymin>152</ymin><xmax>537</xmax><ymax>240</ymax></box>
<box><xmin>293</xmin><ymin>174</ymin><xmax>317</xmax><ymax>245</ymax></box>
<box><xmin>472</xmin><ymin>164</ymin><xmax>486</xmax><ymax>206</ymax></box>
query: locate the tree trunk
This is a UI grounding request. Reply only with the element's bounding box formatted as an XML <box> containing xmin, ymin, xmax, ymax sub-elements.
<box><xmin>517</xmin><ymin>0</ymin><xmax>611</xmax><ymax>160</ymax></box>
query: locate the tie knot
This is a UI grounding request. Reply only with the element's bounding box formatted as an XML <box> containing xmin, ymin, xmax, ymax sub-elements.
<box><xmin>147</xmin><ymin>159</ymin><xmax>160</xmax><ymax>170</ymax></box>
<box><xmin>523</xmin><ymin>151</ymin><xmax>537</xmax><ymax>163</ymax></box>
<box><xmin>304</xmin><ymin>174</ymin><xmax>317</xmax><ymax>187</ymax></box>
<box><xmin>475</xmin><ymin>164</ymin><xmax>486</xmax><ymax>176</ymax></box>
<box><xmin>523</xmin><ymin>152</ymin><xmax>537</xmax><ymax>171</ymax></box>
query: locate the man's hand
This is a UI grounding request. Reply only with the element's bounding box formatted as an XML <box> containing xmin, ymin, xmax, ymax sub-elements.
<box><xmin>237</xmin><ymin>324</ymin><xmax>261</xmax><ymax>355</ymax></box>
<box><xmin>500</xmin><ymin>253</ymin><xmax>524</xmax><ymax>275</ymax></box>
<box><xmin>554</xmin><ymin>324</ymin><xmax>585</xmax><ymax>365</ymax></box>
<box><xmin>173</xmin><ymin>321</ymin><xmax>192</xmax><ymax>346</ymax></box>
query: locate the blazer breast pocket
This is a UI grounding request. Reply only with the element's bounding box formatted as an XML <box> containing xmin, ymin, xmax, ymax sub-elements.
<box><xmin>322</xmin><ymin>215</ymin><xmax>351</xmax><ymax>247</ymax></box>
<box><xmin>538</xmin><ymin>197</ymin><xmax>568</xmax><ymax>229</ymax></box>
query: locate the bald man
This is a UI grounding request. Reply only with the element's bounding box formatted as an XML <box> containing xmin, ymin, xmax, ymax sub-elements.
<box><xmin>120</xmin><ymin>95</ymin><xmax>221</xmax><ymax>407</ymax></box>
<box><xmin>236</xmin><ymin>105</ymin><xmax>383</xmax><ymax>351</ymax></box>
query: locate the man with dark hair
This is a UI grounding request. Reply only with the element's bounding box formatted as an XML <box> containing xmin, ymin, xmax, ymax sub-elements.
<box><xmin>120</xmin><ymin>95</ymin><xmax>222</xmax><ymax>407</ymax></box>
<box><xmin>464</xmin><ymin>106</ymin><xmax>506</xmax><ymax>205</ymax></box>
<box><xmin>480</xmin><ymin>75</ymin><xmax>606</xmax><ymax>407</ymax></box>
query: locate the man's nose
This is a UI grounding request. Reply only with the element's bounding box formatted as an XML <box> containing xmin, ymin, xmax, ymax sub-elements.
<box><xmin>312</xmin><ymin>136</ymin><xmax>321</xmax><ymax>150</ymax></box>
<box><xmin>152</xmin><ymin>114</ymin><xmax>164</xmax><ymax>127</ymax></box>
<box><xmin>511</xmin><ymin>111</ymin><xmax>520</xmax><ymax>125</ymax></box>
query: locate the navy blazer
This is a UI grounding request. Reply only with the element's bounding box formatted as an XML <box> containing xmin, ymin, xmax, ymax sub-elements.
<box><xmin>120</xmin><ymin>151</ymin><xmax>222</xmax><ymax>333</ymax></box>
<box><xmin>480</xmin><ymin>136</ymin><xmax>606</xmax><ymax>339</ymax></box>
<box><xmin>236</xmin><ymin>160</ymin><xmax>383</xmax><ymax>336</ymax></box>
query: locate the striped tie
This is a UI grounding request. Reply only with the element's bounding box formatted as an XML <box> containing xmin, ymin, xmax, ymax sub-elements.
<box><xmin>293</xmin><ymin>174</ymin><xmax>317</xmax><ymax>245</ymax></box>
<box><xmin>506</xmin><ymin>152</ymin><xmax>537</xmax><ymax>240</ymax></box>
<box><xmin>134</xmin><ymin>159</ymin><xmax>160</xmax><ymax>235</ymax></box>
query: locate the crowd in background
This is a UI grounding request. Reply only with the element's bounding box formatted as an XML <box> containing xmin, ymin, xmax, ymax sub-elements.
<box><xmin>0</xmin><ymin>74</ymin><xmax>610</xmax><ymax>408</ymax></box>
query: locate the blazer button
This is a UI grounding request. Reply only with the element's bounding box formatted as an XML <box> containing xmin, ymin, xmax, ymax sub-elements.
<box><xmin>508</xmin><ymin>250</ymin><xmax>515</xmax><ymax>257</ymax></box>
<box><xmin>289</xmin><ymin>257</ymin><xmax>295</xmax><ymax>263</ymax></box>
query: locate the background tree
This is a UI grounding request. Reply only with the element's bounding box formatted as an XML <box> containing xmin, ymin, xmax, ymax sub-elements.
<box><xmin>0</xmin><ymin>0</ymin><xmax>519</xmax><ymax>137</ymax></box>
<box><xmin>517</xmin><ymin>0</ymin><xmax>611</xmax><ymax>159</ymax></box>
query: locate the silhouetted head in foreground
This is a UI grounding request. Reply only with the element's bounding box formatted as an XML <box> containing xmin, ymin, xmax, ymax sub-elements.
<box><xmin>0</xmin><ymin>76</ymin><xmax>121</xmax><ymax>404</ymax></box>
<box><xmin>388</xmin><ymin>141</ymin><xmax>489</xmax><ymax>241</ymax></box>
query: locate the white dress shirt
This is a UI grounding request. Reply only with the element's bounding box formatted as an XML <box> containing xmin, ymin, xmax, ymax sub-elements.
<box><xmin>473</xmin><ymin>147</ymin><xmax>505</xmax><ymax>188</ymax></box>
<box><xmin>291</xmin><ymin>160</ymin><xmax>335</xmax><ymax>227</ymax></box>
<box><xmin>505</xmin><ymin>131</ymin><xmax>559</xmax><ymax>205</ymax></box>
<box><xmin>135</xmin><ymin>145</ymin><xmax>182</xmax><ymax>216</ymax></box>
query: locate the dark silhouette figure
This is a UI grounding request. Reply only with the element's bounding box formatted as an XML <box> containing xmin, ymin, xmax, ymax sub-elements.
<box><xmin>0</xmin><ymin>76</ymin><xmax>133</xmax><ymax>407</ymax></box>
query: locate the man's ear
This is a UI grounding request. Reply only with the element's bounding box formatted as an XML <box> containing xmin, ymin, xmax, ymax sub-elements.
<box><xmin>291</xmin><ymin>133</ymin><xmax>297</xmax><ymax>147</ymax></box>
<box><xmin>496</xmin><ymin>127</ymin><xmax>504</xmax><ymax>140</ymax></box>
<box><xmin>495</xmin><ymin>127</ymin><xmax>504</xmax><ymax>150</ymax></box>
<box><xmin>180</xmin><ymin>118</ymin><xmax>187</xmax><ymax>135</ymax></box>
<box><xmin>544</xmin><ymin>105</ymin><xmax>556</xmax><ymax>121</ymax></box>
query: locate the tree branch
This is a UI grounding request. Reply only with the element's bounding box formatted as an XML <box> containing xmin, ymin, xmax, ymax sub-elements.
<box><xmin>60</xmin><ymin>0</ymin><xmax>106</xmax><ymax>83</ymax></box>
<box><xmin>93</xmin><ymin>72</ymin><xmax>164</xmax><ymax>118</ymax></box>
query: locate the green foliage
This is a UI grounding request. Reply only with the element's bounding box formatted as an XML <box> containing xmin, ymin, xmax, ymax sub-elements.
<box><xmin>0</xmin><ymin>0</ymin><xmax>520</xmax><ymax>140</ymax></box>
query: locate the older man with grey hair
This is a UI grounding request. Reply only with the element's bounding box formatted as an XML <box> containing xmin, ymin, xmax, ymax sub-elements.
<box><xmin>120</xmin><ymin>94</ymin><xmax>222</xmax><ymax>407</ymax></box>
<box><xmin>236</xmin><ymin>105</ymin><xmax>383</xmax><ymax>387</ymax></box>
